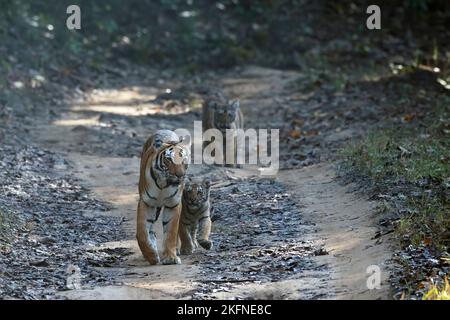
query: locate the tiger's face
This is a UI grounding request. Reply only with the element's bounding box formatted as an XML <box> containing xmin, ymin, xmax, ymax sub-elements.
<box><xmin>212</xmin><ymin>100</ymin><xmax>240</xmax><ymax>131</ymax></box>
<box><xmin>184</xmin><ymin>178</ymin><xmax>211</xmax><ymax>209</ymax></box>
<box><xmin>160</xmin><ymin>143</ymin><xmax>190</xmax><ymax>185</ymax></box>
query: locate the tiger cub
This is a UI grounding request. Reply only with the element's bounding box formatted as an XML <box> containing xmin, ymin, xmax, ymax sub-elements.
<box><xmin>136</xmin><ymin>129</ymin><xmax>190</xmax><ymax>265</ymax></box>
<box><xmin>178</xmin><ymin>176</ymin><xmax>213</xmax><ymax>255</ymax></box>
<box><xmin>202</xmin><ymin>92</ymin><xmax>244</xmax><ymax>167</ymax></box>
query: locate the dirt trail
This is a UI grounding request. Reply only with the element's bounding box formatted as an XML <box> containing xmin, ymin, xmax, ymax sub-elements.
<box><xmin>278</xmin><ymin>165</ymin><xmax>392</xmax><ymax>299</ymax></box>
<box><xmin>31</xmin><ymin>66</ymin><xmax>392</xmax><ymax>299</ymax></box>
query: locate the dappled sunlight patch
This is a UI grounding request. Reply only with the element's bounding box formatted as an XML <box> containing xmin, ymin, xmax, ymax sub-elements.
<box><xmin>68</xmin><ymin>86</ymin><xmax>199</xmax><ymax>117</ymax></box>
<box><xmin>53</xmin><ymin>116</ymin><xmax>101</xmax><ymax>127</ymax></box>
<box><xmin>59</xmin><ymin>285</ymin><xmax>176</xmax><ymax>300</ymax></box>
<box><xmin>325</xmin><ymin>234</ymin><xmax>363</xmax><ymax>253</ymax></box>
<box><xmin>71</xmin><ymin>104</ymin><xmax>163</xmax><ymax>117</ymax></box>
<box><xmin>130</xmin><ymin>279</ymin><xmax>191</xmax><ymax>291</ymax></box>
<box><xmin>86</xmin><ymin>87</ymin><xmax>157</xmax><ymax>104</ymax></box>
<box><xmin>94</xmin><ymin>189</ymin><xmax>138</xmax><ymax>207</ymax></box>
<box><xmin>437</xmin><ymin>77</ymin><xmax>450</xmax><ymax>90</ymax></box>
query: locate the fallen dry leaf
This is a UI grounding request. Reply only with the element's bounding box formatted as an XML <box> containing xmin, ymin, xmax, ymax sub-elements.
<box><xmin>289</xmin><ymin>130</ymin><xmax>302</xmax><ymax>139</ymax></box>
<box><xmin>304</xmin><ymin>130</ymin><xmax>319</xmax><ymax>137</ymax></box>
<box><xmin>403</xmin><ymin>114</ymin><xmax>416</xmax><ymax>122</ymax></box>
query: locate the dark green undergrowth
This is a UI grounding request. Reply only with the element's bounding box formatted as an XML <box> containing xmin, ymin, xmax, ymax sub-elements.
<box><xmin>341</xmin><ymin>101</ymin><xmax>449</xmax><ymax>246</ymax></box>
<box><xmin>340</xmin><ymin>97</ymin><xmax>449</xmax><ymax>297</ymax></box>
<box><xmin>1</xmin><ymin>0</ymin><xmax>449</xmax><ymax>71</ymax></box>
<box><xmin>1</xmin><ymin>0</ymin><xmax>448</xmax><ymax>119</ymax></box>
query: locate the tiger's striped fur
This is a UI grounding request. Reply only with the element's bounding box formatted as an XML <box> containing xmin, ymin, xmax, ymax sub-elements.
<box><xmin>136</xmin><ymin>130</ymin><xmax>190</xmax><ymax>265</ymax></box>
<box><xmin>179</xmin><ymin>177</ymin><xmax>213</xmax><ymax>255</ymax></box>
<box><xmin>202</xmin><ymin>92</ymin><xmax>244</xmax><ymax>167</ymax></box>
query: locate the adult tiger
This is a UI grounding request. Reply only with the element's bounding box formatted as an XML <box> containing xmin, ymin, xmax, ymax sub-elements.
<box><xmin>136</xmin><ymin>130</ymin><xmax>190</xmax><ymax>265</ymax></box>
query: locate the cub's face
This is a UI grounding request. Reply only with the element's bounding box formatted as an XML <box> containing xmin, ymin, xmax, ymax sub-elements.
<box><xmin>184</xmin><ymin>178</ymin><xmax>211</xmax><ymax>209</ymax></box>
<box><xmin>212</xmin><ymin>100</ymin><xmax>240</xmax><ymax>130</ymax></box>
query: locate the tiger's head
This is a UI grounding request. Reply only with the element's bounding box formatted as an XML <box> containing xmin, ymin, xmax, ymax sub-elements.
<box><xmin>183</xmin><ymin>177</ymin><xmax>211</xmax><ymax>210</ymax></box>
<box><xmin>155</xmin><ymin>137</ymin><xmax>190</xmax><ymax>186</ymax></box>
<box><xmin>210</xmin><ymin>99</ymin><xmax>240</xmax><ymax>131</ymax></box>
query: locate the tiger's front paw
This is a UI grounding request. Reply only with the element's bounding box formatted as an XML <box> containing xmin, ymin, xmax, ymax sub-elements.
<box><xmin>180</xmin><ymin>246</ymin><xmax>194</xmax><ymax>255</ymax></box>
<box><xmin>161</xmin><ymin>256</ymin><xmax>181</xmax><ymax>265</ymax></box>
<box><xmin>198</xmin><ymin>239</ymin><xmax>213</xmax><ymax>250</ymax></box>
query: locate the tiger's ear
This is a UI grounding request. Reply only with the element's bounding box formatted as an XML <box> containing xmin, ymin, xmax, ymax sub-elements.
<box><xmin>203</xmin><ymin>178</ymin><xmax>211</xmax><ymax>189</ymax></box>
<box><xmin>153</xmin><ymin>138</ymin><xmax>163</xmax><ymax>149</ymax></box>
<box><xmin>179</xmin><ymin>135</ymin><xmax>190</xmax><ymax>145</ymax></box>
<box><xmin>178</xmin><ymin>135</ymin><xmax>191</xmax><ymax>151</ymax></box>
<box><xmin>230</xmin><ymin>99</ymin><xmax>240</xmax><ymax>110</ymax></box>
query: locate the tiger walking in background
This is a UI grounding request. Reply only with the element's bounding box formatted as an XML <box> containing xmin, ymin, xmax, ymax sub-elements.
<box><xmin>136</xmin><ymin>130</ymin><xmax>190</xmax><ymax>265</ymax></box>
<box><xmin>202</xmin><ymin>92</ymin><xmax>244</xmax><ymax>167</ymax></box>
<box><xmin>179</xmin><ymin>176</ymin><xmax>213</xmax><ymax>255</ymax></box>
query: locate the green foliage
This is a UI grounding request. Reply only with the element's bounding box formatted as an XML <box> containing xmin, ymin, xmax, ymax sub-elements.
<box><xmin>340</xmin><ymin>98</ymin><xmax>449</xmax><ymax>250</ymax></box>
<box><xmin>341</xmin><ymin>128</ymin><xmax>448</xmax><ymax>184</ymax></box>
<box><xmin>342</xmin><ymin>97</ymin><xmax>449</xmax><ymax>182</ymax></box>
<box><xmin>0</xmin><ymin>0</ymin><xmax>449</xmax><ymax>72</ymax></box>
<box><xmin>408</xmin><ymin>0</ymin><xmax>430</xmax><ymax>11</ymax></box>
<box><xmin>422</xmin><ymin>277</ymin><xmax>450</xmax><ymax>300</ymax></box>
<box><xmin>339</xmin><ymin>97</ymin><xmax>449</xmax><ymax>300</ymax></box>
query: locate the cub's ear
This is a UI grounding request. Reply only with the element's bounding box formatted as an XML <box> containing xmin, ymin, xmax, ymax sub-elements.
<box><xmin>203</xmin><ymin>178</ymin><xmax>211</xmax><ymax>189</ymax></box>
<box><xmin>208</xmin><ymin>101</ymin><xmax>218</xmax><ymax>109</ymax></box>
<box><xmin>184</xmin><ymin>177</ymin><xmax>192</xmax><ymax>188</ymax></box>
<box><xmin>230</xmin><ymin>99</ymin><xmax>240</xmax><ymax>110</ymax></box>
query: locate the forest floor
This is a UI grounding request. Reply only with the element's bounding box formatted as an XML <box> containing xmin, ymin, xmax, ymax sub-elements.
<box><xmin>2</xmin><ymin>65</ymin><xmax>398</xmax><ymax>299</ymax></box>
<box><xmin>1</xmin><ymin>3</ymin><xmax>448</xmax><ymax>300</ymax></box>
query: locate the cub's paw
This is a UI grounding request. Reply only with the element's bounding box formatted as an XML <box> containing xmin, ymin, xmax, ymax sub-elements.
<box><xmin>198</xmin><ymin>239</ymin><xmax>213</xmax><ymax>250</ymax></box>
<box><xmin>180</xmin><ymin>246</ymin><xmax>194</xmax><ymax>255</ymax></box>
<box><xmin>161</xmin><ymin>256</ymin><xmax>181</xmax><ymax>265</ymax></box>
